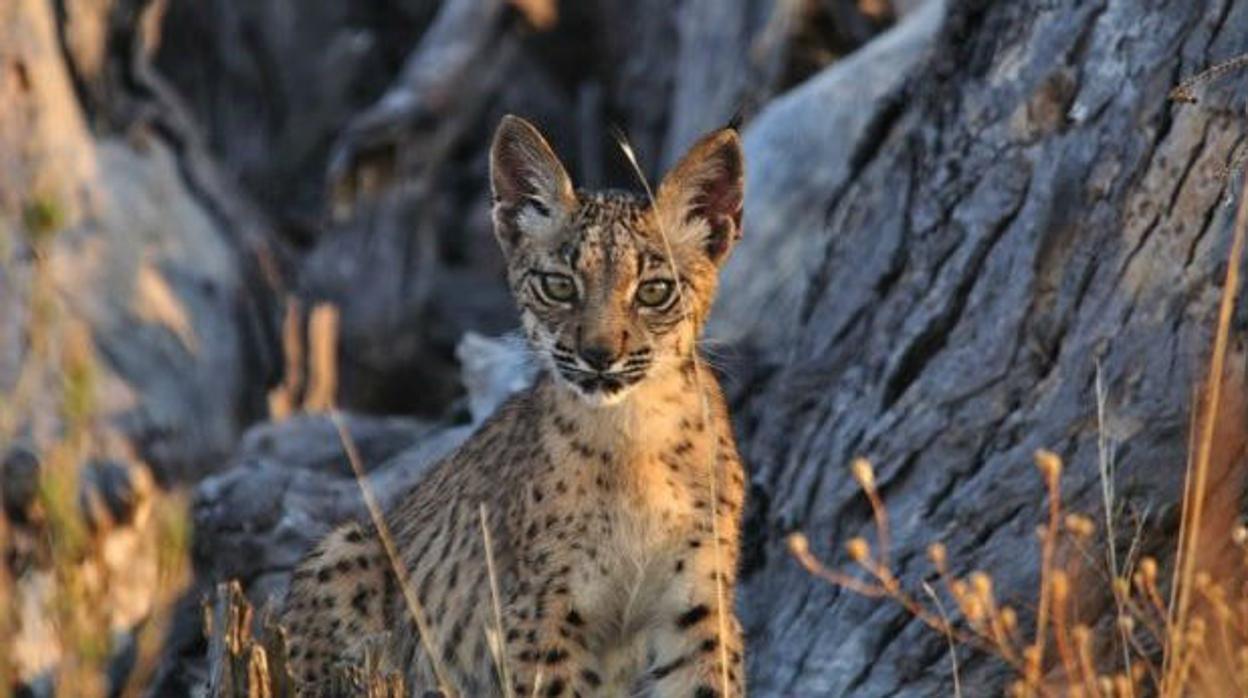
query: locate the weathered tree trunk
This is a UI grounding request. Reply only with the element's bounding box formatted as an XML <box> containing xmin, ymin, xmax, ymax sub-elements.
<box><xmin>717</xmin><ymin>0</ymin><xmax>1248</xmax><ymax>694</ymax></box>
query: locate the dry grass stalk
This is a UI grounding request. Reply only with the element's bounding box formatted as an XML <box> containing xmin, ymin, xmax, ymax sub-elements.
<box><xmin>332</xmin><ymin>411</ymin><xmax>458</xmax><ymax>696</ymax></box>
<box><xmin>789</xmin><ymin>142</ymin><xmax>1248</xmax><ymax>696</ymax></box>
<box><xmin>1095</xmin><ymin>360</ymin><xmax>1134</xmax><ymax>692</ymax></box>
<box><xmin>615</xmin><ymin>132</ymin><xmax>736</xmax><ymax>696</ymax></box>
<box><xmin>922</xmin><ymin>579</ymin><xmax>964</xmax><ymax>698</ymax></box>
<box><xmin>1162</xmin><ymin>125</ymin><xmax>1248</xmax><ymax>695</ymax></box>
<box><xmin>479</xmin><ymin>504</ymin><xmax>516</xmax><ymax>698</ymax></box>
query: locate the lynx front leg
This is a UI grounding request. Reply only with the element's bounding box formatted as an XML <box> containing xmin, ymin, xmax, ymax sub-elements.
<box><xmin>649</xmin><ymin>534</ymin><xmax>746</xmax><ymax>697</ymax></box>
<box><xmin>504</xmin><ymin>592</ymin><xmax>604</xmax><ymax>697</ymax></box>
<box><xmin>648</xmin><ymin>596</ymin><xmax>745</xmax><ymax>698</ymax></box>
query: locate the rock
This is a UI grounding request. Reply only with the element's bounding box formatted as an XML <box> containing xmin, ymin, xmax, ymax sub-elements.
<box><xmin>191</xmin><ymin>329</ymin><xmax>535</xmax><ymax>594</ymax></box>
<box><xmin>455</xmin><ymin>331</ymin><xmax>536</xmax><ymax>423</ymax></box>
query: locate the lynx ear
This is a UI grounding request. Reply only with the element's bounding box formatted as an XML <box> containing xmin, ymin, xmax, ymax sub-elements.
<box><xmin>655</xmin><ymin>128</ymin><xmax>744</xmax><ymax>266</ymax></box>
<box><xmin>489</xmin><ymin>115</ymin><xmax>576</xmax><ymax>252</ymax></box>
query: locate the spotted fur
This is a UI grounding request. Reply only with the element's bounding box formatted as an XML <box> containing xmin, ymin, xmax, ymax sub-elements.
<box><xmin>282</xmin><ymin>115</ymin><xmax>747</xmax><ymax>697</ymax></box>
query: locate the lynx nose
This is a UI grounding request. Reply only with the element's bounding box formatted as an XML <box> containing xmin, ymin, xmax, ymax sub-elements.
<box><xmin>579</xmin><ymin>346</ymin><xmax>617</xmax><ymax>372</ymax></box>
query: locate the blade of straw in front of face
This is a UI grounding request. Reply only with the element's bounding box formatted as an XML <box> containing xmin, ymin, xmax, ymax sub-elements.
<box><xmin>613</xmin><ymin>129</ymin><xmax>734</xmax><ymax>696</ymax></box>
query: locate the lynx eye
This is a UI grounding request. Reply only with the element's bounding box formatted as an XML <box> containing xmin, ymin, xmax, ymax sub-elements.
<box><xmin>538</xmin><ymin>273</ymin><xmax>578</xmax><ymax>303</ymax></box>
<box><xmin>636</xmin><ymin>279</ymin><xmax>675</xmax><ymax>308</ymax></box>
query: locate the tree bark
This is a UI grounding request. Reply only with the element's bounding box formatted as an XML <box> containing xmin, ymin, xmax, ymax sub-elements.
<box><xmin>719</xmin><ymin>1</ymin><xmax>1248</xmax><ymax>694</ymax></box>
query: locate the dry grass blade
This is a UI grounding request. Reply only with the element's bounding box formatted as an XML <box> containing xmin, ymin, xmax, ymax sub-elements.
<box><xmin>1163</xmin><ymin>142</ymin><xmax>1248</xmax><ymax>695</ymax></box>
<box><xmin>332</xmin><ymin>411</ymin><xmax>458</xmax><ymax>697</ymax></box>
<box><xmin>1095</xmin><ymin>360</ymin><xmax>1135</xmax><ymax>694</ymax></box>
<box><xmin>614</xmin><ymin>130</ymin><xmax>735</xmax><ymax>696</ymax></box>
<box><xmin>787</xmin><ymin>533</ymin><xmax>886</xmax><ymax>598</ymax></box>
<box><xmin>1028</xmin><ymin>450</ymin><xmax>1064</xmax><ymax>688</ymax></box>
<box><xmin>922</xmin><ymin>580</ymin><xmax>963</xmax><ymax>698</ymax></box>
<box><xmin>479</xmin><ymin>503</ymin><xmax>514</xmax><ymax>698</ymax></box>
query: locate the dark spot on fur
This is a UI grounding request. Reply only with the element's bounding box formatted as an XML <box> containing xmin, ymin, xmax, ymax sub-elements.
<box><xmin>651</xmin><ymin>655</ymin><xmax>686</xmax><ymax>679</ymax></box>
<box><xmin>676</xmin><ymin>604</ymin><xmax>710</xmax><ymax>628</ymax></box>
<box><xmin>351</xmin><ymin>587</ymin><xmax>370</xmax><ymax>615</ymax></box>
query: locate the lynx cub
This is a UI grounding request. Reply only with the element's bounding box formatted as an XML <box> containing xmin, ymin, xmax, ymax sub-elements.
<box><xmin>282</xmin><ymin>115</ymin><xmax>748</xmax><ymax>697</ymax></box>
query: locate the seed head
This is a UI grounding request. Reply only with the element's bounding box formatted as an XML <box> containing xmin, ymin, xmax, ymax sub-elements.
<box><xmin>787</xmin><ymin>532</ymin><xmax>810</xmax><ymax>557</ymax></box>
<box><xmin>851</xmin><ymin>458</ymin><xmax>875</xmax><ymax>491</ymax></box>
<box><xmin>1071</xmin><ymin>624</ymin><xmax>1090</xmax><ymax>645</ymax></box>
<box><xmin>846</xmin><ymin>537</ymin><xmax>871</xmax><ymax>563</ymax></box>
<box><xmin>1112</xmin><ymin>577</ymin><xmax>1130</xmax><ymax>598</ymax></box>
<box><xmin>1064</xmin><ymin>513</ymin><xmax>1095</xmax><ymax>538</ymax></box>
<box><xmin>1034</xmin><ymin>449</ymin><xmax>1063</xmax><ymax>480</ymax></box>
<box><xmin>970</xmin><ymin>571</ymin><xmax>993</xmax><ymax>600</ymax></box>
<box><xmin>963</xmin><ymin>597</ymin><xmax>984</xmax><ymax>623</ymax></box>
<box><xmin>1052</xmin><ymin>570</ymin><xmax>1070</xmax><ymax>601</ymax></box>
<box><xmin>1001</xmin><ymin>606</ymin><xmax>1018</xmax><ymax>631</ymax></box>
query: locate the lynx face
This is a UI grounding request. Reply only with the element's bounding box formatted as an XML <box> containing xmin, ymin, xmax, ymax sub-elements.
<box><xmin>489</xmin><ymin>116</ymin><xmax>744</xmax><ymax>405</ymax></box>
